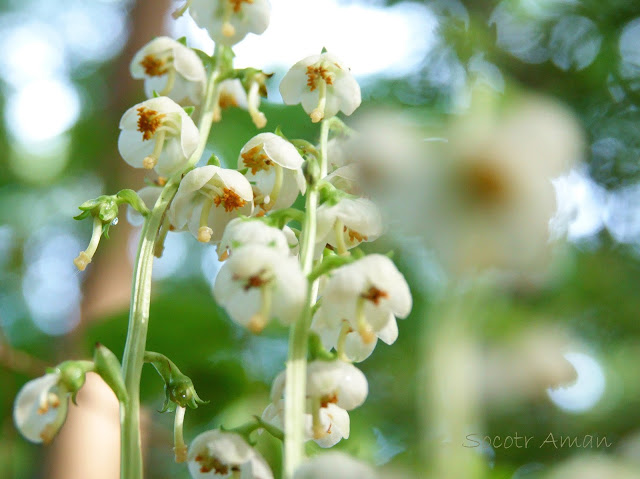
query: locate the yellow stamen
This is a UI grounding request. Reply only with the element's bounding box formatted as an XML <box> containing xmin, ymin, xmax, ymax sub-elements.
<box><xmin>336</xmin><ymin>320</ymin><xmax>353</xmax><ymax>361</ymax></box>
<box><xmin>333</xmin><ymin>219</ymin><xmax>349</xmax><ymax>256</ymax></box>
<box><xmin>310</xmin><ymin>80</ymin><xmax>326</xmax><ymax>123</ymax></box>
<box><xmin>356</xmin><ymin>298</ymin><xmax>376</xmax><ymax>344</ymax></box>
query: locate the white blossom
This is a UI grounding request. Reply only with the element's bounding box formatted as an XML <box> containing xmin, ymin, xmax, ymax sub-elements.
<box><xmin>169</xmin><ymin>165</ymin><xmax>253</xmax><ymax>243</ymax></box>
<box><xmin>294</xmin><ymin>452</ymin><xmax>378</xmax><ymax>479</ymax></box>
<box><xmin>189</xmin><ymin>0</ymin><xmax>271</xmax><ymax>47</ymax></box>
<box><xmin>325</xmin><ymin>164</ymin><xmax>361</xmax><ymax>196</ymax></box>
<box><xmin>187</xmin><ymin>430</ymin><xmax>273</xmax><ymax>479</ymax></box>
<box><xmin>261</xmin><ymin>401</ymin><xmax>349</xmax><ymax>449</ymax></box>
<box><xmin>313</xmin><ymin>255</ymin><xmax>411</xmax><ymax>357</ymax></box>
<box><xmin>315</xmin><ymin>197</ymin><xmax>383</xmax><ymax>256</ymax></box>
<box><xmin>213</xmin><ymin>245</ymin><xmax>307</xmax><ymax>333</ymax></box>
<box><xmin>217</xmin><ymin>217</ymin><xmax>291</xmax><ymax>260</ymax></box>
<box><xmin>130</xmin><ymin>36</ymin><xmax>206</xmax><ymax>105</ymax></box>
<box><xmin>265</xmin><ymin>360</ymin><xmax>367</xmax><ymax>447</ymax></box>
<box><xmin>239</xmin><ymin>133</ymin><xmax>306</xmax><ymax>211</ymax></box>
<box><xmin>118</xmin><ymin>97</ymin><xmax>199</xmax><ymax>177</ymax></box>
<box><xmin>13</xmin><ymin>373</ymin><xmax>69</xmax><ymax>444</ymax></box>
<box><xmin>419</xmin><ymin>93</ymin><xmax>584</xmax><ymax>277</ymax></box>
<box><xmin>280</xmin><ymin>52</ymin><xmax>361</xmax><ymax>123</ymax></box>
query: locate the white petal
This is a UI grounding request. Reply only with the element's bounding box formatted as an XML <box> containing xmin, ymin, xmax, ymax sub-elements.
<box><xmin>172</xmin><ymin>42</ymin><xmax>207</xmax><ymax>83</ymax></box>
<box><xmin>168</xmin><ymin>165</ymin><xmax>217</xmax><ymax>229</ymax></box>
<box><xmin>331</xmin><ymin>71</ymin><xmax>362</xmax><ymax>116</ymax></box>
<box><xmin>313</xmin><ymin>404</ymin><xmax>350</xmax><ymax>448</ymax></box>
<box><xmin>376</xmin><ymin>313</ymin><xmax>399</xmax><ymax>345</ymax></box>
<box><xmin>343</xmin><ymin>332</ymin><xmax>377</xmax><ymax>362</ymax></box>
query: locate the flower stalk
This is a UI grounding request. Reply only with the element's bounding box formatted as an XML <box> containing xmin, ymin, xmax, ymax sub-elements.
<box><xmin>283</xmin><ymin>118</ymin><xmax>329</xmax><ymax>478</ymax></box>
<box><xmin>119</xmin><ymin>57</ymin><xmax>223</xmax><ymax>479</ymax></box>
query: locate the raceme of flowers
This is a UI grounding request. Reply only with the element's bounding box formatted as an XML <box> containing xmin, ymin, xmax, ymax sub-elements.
<box><xmin>13</xmin><ymin>5</ymin><xmax>407</xmax><ymax>477</ymax></box>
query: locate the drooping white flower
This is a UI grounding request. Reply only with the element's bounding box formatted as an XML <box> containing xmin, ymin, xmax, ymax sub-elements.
<box><xmin>213</xmin><ymin>244</ymin><xmax>307</xmax><ymax>333</ymax></box>
<box><xmin>266</xmin><ymin>361</ymin><xmax>367</xmax><ymax>447</ymax></box>
<box><xmin>315</xmin><ymin>197</ymin><xmax>383</xmax><ymax>256</ymax></box>
<box><xmin>280</xmin><ymin>52</ymin><xmax>361</xmax><ymax>123</ymax></box>
<box><xmin>130</xmin><ymin>36</ymin><xmax>206</xmax><ymax>105</ymax></box>
<box><xmin>238</xmin><ymin>133</ymin><xmax>306</xmax><ymax>211</ymax></box>
<box><xmin>13</xmin><ymin>373</ymin><xmax>69</xmax><ymax>444</ymax></box>
<box><xmin>294</xmin><ymin>452</ymin><xmax>378</xmax><ymax>479</ymax></box>
<box><xmin>419</xmin><ymin>92</ymin><xmax>584</xmax><ymax>277</ymax></box>
<box><xmin>189</xmin><ymin>0</ymin><xmax>271</xmax><ymax>47</ymax></box>
<box><xmin>126</xmin><ymin>185</ymin><xmax>162</xmax><ymax>226</ymax></box>
<box><xmin>313</xmin><ymin>255</ymin><xmax>411</xmax><ymax>357</ymax></box>
<box><xmin>217</xmin><ymin>217</ymin><xmax>291</xmax><ymax>260</ymax></box>
<box><xmin>305</xmin><ymin>360</ymin><xmax>368</xmax><ymax>411</ymax></box>
<box><xmin>187</xmin><ymin>430</ymin><xmax>273</xmax><ymax>479</ymax></box>
<box><xmin>118</xmin><ymin>97</ymin><xmax>199</xmax><ymax>177</ymax></box>
<box><xmin>262</xmin><ymin>401</ymin><xmax>349</xmax><ymax>449</ymax></box>
<box><xmin>169</xmin><ymin>165</ymin><xmax>254</xmax><ymax>243</ymax></box>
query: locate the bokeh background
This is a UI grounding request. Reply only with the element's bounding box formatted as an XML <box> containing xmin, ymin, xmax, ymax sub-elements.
<box><xmin>1</xmin><ymin>0</ymin><xmax>640</xmax><ymax>478</ymax></box>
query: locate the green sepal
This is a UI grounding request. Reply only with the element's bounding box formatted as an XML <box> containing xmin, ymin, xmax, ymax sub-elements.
<box><xmin>308</xmin><ymin>333</ymin><xmax>336</xmax><ymax>361</ymax></box>
<box><xmin>152</xmin><ymin>90</ymin><xmax>160</xmax><ymax>98</ymax></box>
<box><xmin>308</xmin><ymin>253</ymin><xmax>355</xmax><ymax>282</ymax></box>
<box><xmin>176</xmin><ymin>36</ymin><xmax>187</xmax><ymax>46</ymax></box>
<box><xmin>193</xmin><ymin>49</ymin><xmax>214</xmax><ymax>68</ymax></box>
<box><xmin>265</xmin><ymin>208</ymin><xmax>305</xmax><ymax>229</ymax></box>
<box><xmin>317</xmin><ymin>181</ymin><xmax>354</xmax><ymax>207</ymax></box>
<box><xmin>273</xmin><ymin>125</ymin><xmax>287</xmax><ymax>140</ymax></box>
<box><xmin>116</xmin><ymin>189</ymin><xmax>150</xmax><ymax>217</ymax></box>
<box><xmin>207</xmin><ymin>154</ymin><xmax>221</xmax><ymax>167</ymax></box>
<box><xmin>183</xmin><ymin>105</ymin><xmax>195</xmax><ymax>116</ymax></box>
<box><xmin>238</xmin><ymin>167</ymin><xmax>249</xmax><ymax>175</ymax></box>
<box><xmin>55</xmin><ymin>360</ymin><xmax>95</xmax><ymax>402</ymax></box>
<box><xmin>93</xmin><ymin>343</ymin><xmax>128</xmax><ymax>404</ymax></box>
<box><xmin>327</xmin><ymin>117</ymin><xmax>355</xmax><ymax>137</ymax></box>
<box><xmin>321</xmin><ymin>46</ymin><xmax>328</xmax><ymax>54</ymax></box>
<box><xmin>144</xmin><ymin>351</ymin><xmax>207</xmax><ymax>411</ymax></box>
<box><xmin>73</xmin><ymin>210</ymin><xmax>92</xmax><ymax>221</ymax></box>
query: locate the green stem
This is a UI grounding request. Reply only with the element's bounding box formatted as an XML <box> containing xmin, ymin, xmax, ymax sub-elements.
<box><xmin>283</xmin><ymin>118</ymin><xmax>329</xmax><ymax>479</ymax></box>
<box><xmin>119</xmin><ymin>61</ymin><xmax>222</xmax><ymax>479</ymax></box>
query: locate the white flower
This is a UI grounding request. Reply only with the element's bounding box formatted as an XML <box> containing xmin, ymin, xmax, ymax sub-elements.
<box><xmin>126</xmin><ymin>186</ymin><xmax>162</xmax><ymax>226</ymax></box>
<box><xmin>187</xmin><ymin>430</ymin><xmax>273</xmax><ymax>479</ymax></box>
<box><xmin>13</xmin><ymin>373</ymin><xmax>69</xmax><ymax>444</ymax></box>
<box><xmin>326</xmin><ymin>137</ymin><xmax>352</xmax><ymax>172</ymax></box>
<box><xmin>217</xmin><ymin>217</ymin><xmax>291</xmax><ymax>260</ymax></box>
<box><xmin>118</xmin><ymin>97</ymin><xmax>199</xmax><ymax>177</ymax></box>
<box><xmin>315</xmin><ymin>197</ymin><xmax>383</xmax><ymax>256</ymax></box>
<box><xmin>169</xmin><ymin>165</ymin><xmax>254</xmax><ymax>243</ymax></box>
<box><xmin>305</xmin><ymin>360</ymin><xmax>368</xmax><ymax>411</ymax></box>
<box><xmin>130</xmin><ymin>36</ymin><xmax>206</xmax><ymax>105</ymax></box>
<box><xmin>294</xmin><ymin>452</ymin><xmax>378</xmax><ymax>479</ymax></box>
<box><xmin>189</xmin><ymin>0</ymin><xmax>271</xmax><ymax>46</ymax></box>
<box><xmin>419</xmin><ymin>93</ymin><xmax>584</xmax><ymax>276</ymax></box>
<box><xmin>280</xmin><ymin>52</ymin><xmax>361</xmax><ymax>123</ymax></box>
<box><xmin>239</xmin><ymin>133</ymin><xmax>306</xmax><ymax>211</ymax></box>
<box><xmin>213</xmin><ymin>245</ymin><xmax>307</xmax><ymax>333</ymax></box>
<box><xmin>314</xmin><ymin>255</ymin><xmax>411</xmax><ymax>356</ymax></box>
<box><xmin>261</xmin><ymin>401</ymin><xmax>349</xmax><ymax>449</ymax></box>
<box><xmin>265</xmin><ymin>360</ymin><xmax>366</xmax><ymax>447</ymax></box>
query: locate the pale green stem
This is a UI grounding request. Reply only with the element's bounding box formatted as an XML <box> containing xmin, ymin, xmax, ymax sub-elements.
<box><xmin>283</xmin><ymin>118</ymin><xmax>329</xmax><ymax>479</ymax></box>
<box><xmin>119</xmin><ymin>61</ymin><xmax>222</xmax><ymax>479</ymax></box>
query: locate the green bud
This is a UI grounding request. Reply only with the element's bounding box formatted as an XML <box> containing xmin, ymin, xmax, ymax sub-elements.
<box><xmin>93</xmin><ymin>343</ymin><xmax>128</xmax><ymax>404</ymax></box>
<box><xmin>303</xmin><ymin>157</ymin><xmax>321</xmax><ymax>188</ymax></box>
<box><xmin>144</xmin><ymin>351</ymin><xmax>207</xmax><ymax>411</ymax></box>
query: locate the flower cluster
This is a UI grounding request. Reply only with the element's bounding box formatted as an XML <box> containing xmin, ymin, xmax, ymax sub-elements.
<box><xmin>17</xmin><ymin>3</ymin><xmax>411</xmax><ymax>479</ymax></box>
